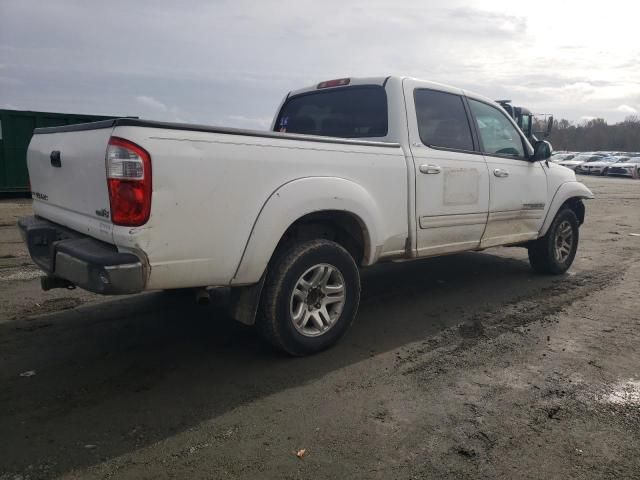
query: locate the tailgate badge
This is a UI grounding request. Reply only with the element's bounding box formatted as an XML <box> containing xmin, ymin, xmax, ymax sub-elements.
<box><xmin>95</xmin><ymin>208</ymin><xmax>110</xmax><ymax>219</ymax></box>
<box><xmin>50</xmin><ymin>150</ymin><xmax>62</xmax><ymax>168</ymax></box>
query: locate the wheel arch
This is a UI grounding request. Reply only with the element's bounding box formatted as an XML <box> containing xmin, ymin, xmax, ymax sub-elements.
<box><xmin>231</xmin><ymin>176</ymin><xmax>383</xmax><ymax>286</ymax></box>
<box><xmin>539</xmin><ymin>181</ymin><xmax>593</xmax><ymax>237</ymax></box>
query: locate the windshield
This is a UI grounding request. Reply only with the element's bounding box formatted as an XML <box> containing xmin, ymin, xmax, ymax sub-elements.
<box><xmin>274</xmin><ymin>86</ymin><xmax>388</xmax><ymax>138</ymax></box>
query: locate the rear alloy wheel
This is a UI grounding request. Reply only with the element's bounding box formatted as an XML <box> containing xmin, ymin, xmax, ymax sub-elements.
<box><xmin>289</xmin><ymin>263</ymin><xmax>346</xmax><ymax>338</ymax></box>
<box><xmin>259</xmin><ymin>239</ymin><xmax>360</xmax><ymax>356</ymax></box>
<box><xmin>528</xmin><ymin>208</ymin><xmax>579</xmax><ymax>274</ymax></box>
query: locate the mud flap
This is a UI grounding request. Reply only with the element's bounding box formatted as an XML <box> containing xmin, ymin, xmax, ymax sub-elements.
<box><xmin>228</xmin><ymin>273</ymin><xmax>267</xmax><ymax>326</ymax></box>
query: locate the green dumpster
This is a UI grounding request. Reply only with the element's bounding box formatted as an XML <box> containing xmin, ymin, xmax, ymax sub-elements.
<box><xmin>0</xmin><ymin>109</ymin><xmax>117</xmax><ymax>193</ymax></box>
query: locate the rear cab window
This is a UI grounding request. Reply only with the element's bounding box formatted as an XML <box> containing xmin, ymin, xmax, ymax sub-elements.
<box><xmin>274</xmin><ymin>86</ymin><xmax>388</xmax><ymax>138</ymax></box>
<box><xmin>413</xmin><ymin>89</ymin><xmax>475</xmax><ymax>151</ymax></box>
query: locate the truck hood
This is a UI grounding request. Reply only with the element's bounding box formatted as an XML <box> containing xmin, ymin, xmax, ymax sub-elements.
<box><xmin>546</xmin><ymin>160</ymin><xmax>579</xmax><ymax>181</ymax></box>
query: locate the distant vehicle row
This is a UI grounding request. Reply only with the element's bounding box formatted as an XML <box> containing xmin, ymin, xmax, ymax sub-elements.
<box><xmin>550</xmin><ymin>151</ymin><xmax>640</xmax><ymax>178</ymax></box>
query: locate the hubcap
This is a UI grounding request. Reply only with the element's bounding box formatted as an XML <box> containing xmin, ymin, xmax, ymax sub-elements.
<box><xmin>554</xmin><ymin>220</ymin><xmax>574</xmax><ymax>263</ymax></box>
<box><xmin>289</xmin><ymin>263</ymin><xmax>346</xmax><ymax>337</ymax></box>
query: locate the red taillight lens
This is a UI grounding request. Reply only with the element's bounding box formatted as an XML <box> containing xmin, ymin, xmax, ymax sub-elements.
<box><xmin>106</xmin><ymin>137</ymin><xmax>152</xmax><ymax>226</ymax></box>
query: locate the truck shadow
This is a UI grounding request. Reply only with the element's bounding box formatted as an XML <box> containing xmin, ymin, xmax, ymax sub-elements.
<box><xmin>0</xmin><ymin>249</ymin><xmax>557</xmax><ymax>476</ymax></box>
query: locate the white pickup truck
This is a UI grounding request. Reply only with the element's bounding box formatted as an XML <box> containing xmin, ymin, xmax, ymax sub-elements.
<box><xmin>20</xmin><ymin>76</ymin><xmax>593</xmax><ymax>355</ymax></box>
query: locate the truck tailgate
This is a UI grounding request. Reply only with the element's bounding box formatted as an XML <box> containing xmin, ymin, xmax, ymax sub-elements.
<box><xmin>27</xmin><ymin>126</ymin><xmax>115</xmax><ymax>244</ymax></box>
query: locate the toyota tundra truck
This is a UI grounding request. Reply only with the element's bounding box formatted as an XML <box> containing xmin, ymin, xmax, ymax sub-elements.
<box><xmin>19</xmin><ymin>76</ymin><xmax>593</xmax><ymax>355</ymax></box>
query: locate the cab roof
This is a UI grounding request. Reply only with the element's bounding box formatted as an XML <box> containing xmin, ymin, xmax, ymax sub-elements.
<box><xmin>286</xmin><ymin>75</ymin><xmax>499</xmax><ymax>108</ymax></box>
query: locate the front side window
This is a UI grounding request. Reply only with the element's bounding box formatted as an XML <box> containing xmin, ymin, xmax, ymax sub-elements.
<box><xmin>274</xmin><ymin>86</ymin><xmax>388</xmax><ymax>138</ymax></box>
<box><xmin>468</xmin><ymin>99</ymin><xmax>525</xmax><ymax>158</ymax></box>
<box><xmin>414</xmin><ymin>89</ymin><xmax>474</xmax><ymax>151</ymax></box>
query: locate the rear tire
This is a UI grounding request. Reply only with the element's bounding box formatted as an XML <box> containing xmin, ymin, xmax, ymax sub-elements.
<box><xmin>258</xmin><ymin>239</ymin><xmax>360</xmax><ymax>356</ymax></box>
<box><xmin>528</xmin><ymin>208</ymin><xmax>579</xmax><ymax>274</ymax></box>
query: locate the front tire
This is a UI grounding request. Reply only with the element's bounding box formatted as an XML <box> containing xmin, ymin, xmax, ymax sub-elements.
<box><xmin>528</xmin><ymin>208</ymin><xmax>579</xmax><ymax>274</ymax></box>
<box><xmin>258</xmin><ymin>239</ymin><xmax>360</xmax><ymax>356</ymax></box>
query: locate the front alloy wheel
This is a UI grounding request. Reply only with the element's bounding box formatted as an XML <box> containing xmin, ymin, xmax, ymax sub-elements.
<box><xmin>553</xmin><ymin>220</ymin><xmax>574</xmax><ymax>264</ymax></box>
<box><xmin>528</xmin><ymin>207</ymin><xmax>579</xmax><ymax>274</ymax></box>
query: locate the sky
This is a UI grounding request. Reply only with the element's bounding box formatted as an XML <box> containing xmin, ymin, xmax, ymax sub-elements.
<box><xmin>1</xmin><ymin>0</ymin><xmax>639</xmax><ymax>128</ymax></box>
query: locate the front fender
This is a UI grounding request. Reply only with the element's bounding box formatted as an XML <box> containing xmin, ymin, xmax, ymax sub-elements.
<box><xmin>539</xmin><ymin>181</ymin><xmax>594</xmax><ymax>236</ymax></box>
<box><xmin>231</xmin><ymin>176</ymin><xmax>384</xmax><ymax>285</ymax></box>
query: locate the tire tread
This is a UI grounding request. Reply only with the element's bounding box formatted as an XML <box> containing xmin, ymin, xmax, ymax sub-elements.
<box><xmin>258</xmin><ymin>239</ymin><xmax>359</xmax><ymax>355</ymax></box>
<box><xmin>528</xmin><ymin>207</ymin><xmax>579</xmax><ymax>275</ymax></box>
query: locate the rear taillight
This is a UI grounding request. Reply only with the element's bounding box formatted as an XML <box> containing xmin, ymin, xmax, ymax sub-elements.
<box><xmin>106</xmin><ymin>137</ymin><xmax>152</xmax><ymax>226</ymax></box>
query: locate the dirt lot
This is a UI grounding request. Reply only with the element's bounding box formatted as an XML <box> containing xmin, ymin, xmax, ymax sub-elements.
<box><xmin>1</xmin><ymin>175</ymin><xmax>639</xmax><ymax>479</ymax></box>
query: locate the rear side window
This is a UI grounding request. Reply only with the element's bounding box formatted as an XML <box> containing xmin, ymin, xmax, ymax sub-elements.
<box><xmin>414</xmin><ymin>89</ymin><xmax>474</xmax><ymax>151</ymax></box>
<box><xmin>275</xmin><ymin>86</ymin><xmax>388</xmax><ymax>138</ymax></box>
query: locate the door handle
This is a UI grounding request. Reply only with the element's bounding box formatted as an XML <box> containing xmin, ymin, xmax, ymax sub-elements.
<box><xmin>493</xmin><ymin>168</ymin><xmax>509</xmax><ymax>178</ymax></box>
<box><xmin>50</xmin><ymin>150</ymin><xmax>62</xmax><ymax>168</ymax></box>
<box><xmin>419</xmin><ymin>164</ymin><xmax>441</xmax><ymax>174</ymax></box>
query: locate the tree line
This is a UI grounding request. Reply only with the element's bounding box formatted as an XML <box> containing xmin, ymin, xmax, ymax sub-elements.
<box><xmin>534</xmin><ymin>116</ymin><xmax>640</xmax><ymax>152</ymax></box>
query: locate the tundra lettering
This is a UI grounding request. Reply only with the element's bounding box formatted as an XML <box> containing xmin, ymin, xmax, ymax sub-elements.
<box><xmin>32</xmin><ymin>191</ymin><xmax>48</xmax><ymax>201</ymax></box>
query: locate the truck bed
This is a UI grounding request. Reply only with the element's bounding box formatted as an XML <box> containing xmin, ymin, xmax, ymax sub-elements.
<box><xmin>28</xmin><ymin>118</ymin><xmax>409</xmax><ymax>291</ymax></box>
<box><xmin>35</xmin><ymin>118</ymin><xmax>402</xmax><ymax>149</ymax></box>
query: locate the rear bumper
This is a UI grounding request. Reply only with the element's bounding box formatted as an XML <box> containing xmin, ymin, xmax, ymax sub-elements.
<box><xmin>18</xmin><ymin>216</ymin><xmax>146</xmax><ymax>295</ymax></box>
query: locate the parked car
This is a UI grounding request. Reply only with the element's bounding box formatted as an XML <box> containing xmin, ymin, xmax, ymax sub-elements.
<box><xmin>576</xmin><ymin>156</ymin><xmax>628</xmax><ymax>175</ymax></box>
<box><xmin>18</xmin><ymin>76</ymin><xmax>594</xmax><ymax>355</ymax></box>
<box><xmin>550</xmin><ymin>153</ymin><xmax>576</xmax><ymax>163</ymax></box>
<box><xmin>559</xmin><ymin>153</ymin><xmax>604</xmax><ymax>171</ymax></box>
<box><xmin>607</xmin><ymin>157</ymin><xmax>640</xmax><ymax>178</ymax></box>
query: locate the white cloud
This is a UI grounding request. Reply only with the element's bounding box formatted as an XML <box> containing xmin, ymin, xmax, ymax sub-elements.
<box><xmin>135</xmin><ymin>95</ymin><xmax>168</xmax><ymax>112</ymax></box>
<box><xmin>616</xmin><ymin>104</ymin><xmax>638</xmax><ymax>114</ymax></box>
<box><xmin>0</xmin><ymin>76</ymin><xmax>22</xmax><ymax>85</ymax></box>
<box><xmin>0</xmin><ymin>0</ymin><xmax>639</xmax><ymax>125</ymax></box>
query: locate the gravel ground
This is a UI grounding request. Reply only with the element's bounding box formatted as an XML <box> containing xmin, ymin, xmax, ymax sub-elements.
<box><xmin>0</xmin><ymin>175</ymin><xmax>639</xmax><ymax>479</ymax></box>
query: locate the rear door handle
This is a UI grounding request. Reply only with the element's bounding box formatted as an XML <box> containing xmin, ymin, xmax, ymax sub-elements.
<box><xmin>419</xmin><ymin>164</ymin><xmax>441</xmax><ymax>174</ymax></box>
<box><xmin>493</xmin><ymin>168</ymin><xmax>509</xmax><ymax>178</ymax></box>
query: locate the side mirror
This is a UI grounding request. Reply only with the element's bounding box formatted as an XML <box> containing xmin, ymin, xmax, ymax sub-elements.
<box><xmin>533</xmin><ymin>140</ymin><xmax>552</xmax><ymax>161</ymax></box>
